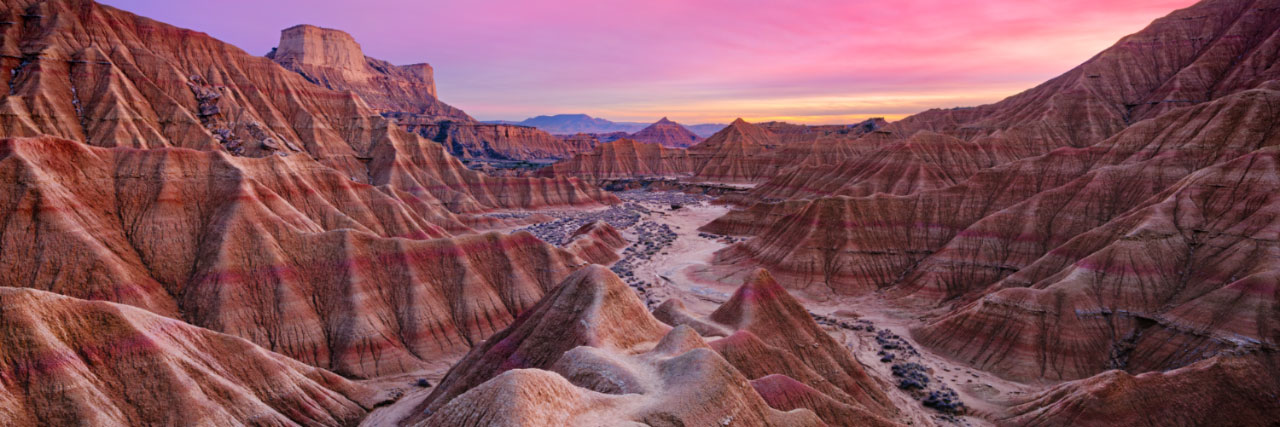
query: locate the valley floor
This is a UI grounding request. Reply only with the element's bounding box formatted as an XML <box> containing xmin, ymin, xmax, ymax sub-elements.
<box><xmin>585</xmin><ymin>192</ymin><xmax>1048</xmax><ymax>426</ymax></box>
<box><xmin>367</xmin><ymin>191</ymin><xmax>1052</xmax><ymax>426</ymax></box>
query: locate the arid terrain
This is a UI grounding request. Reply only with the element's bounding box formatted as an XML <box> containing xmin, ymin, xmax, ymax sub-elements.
<box><xmin>2</xmin><ymin>0</ymin><xmax>1279</xmax><ymax>425</ymax></box>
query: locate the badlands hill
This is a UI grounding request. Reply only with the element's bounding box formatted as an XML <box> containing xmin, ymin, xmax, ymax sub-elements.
<box><xmin>628</xmin><ymin>117</ymin><xmax>703</xmax><ymax>148</ymax></box>
<box><xmin>687</xmin><ymin>0</ymin><xmax>1280</xmax><ymax>422</ymax></box>
<box><xmin>540</xmin><ymin>117</ymin><xmax>883</xmax><ymax>185</ymax></box>
<box><xmin>0</xmin><ymin>287</ymin><xmax>386</xmax><ymax>426</ymax></box>
<box><xmin>408</xmin><ymin>266</ymin><xmax>898</xmax><ymax>426</ymax></box>
<box><xmin>0</xmin><ymin>0</ymin><xmax>627</xmax><ymax>387</ymax></box>
<box><xmin>2</xmin><ymin>0</ymin><xmax>1279</xmax><ymax>425</ymax></box>
<box><xmin>0</xmin><ymin>136</ymin><xmax>599</xmax><ymax>378</ymax></box>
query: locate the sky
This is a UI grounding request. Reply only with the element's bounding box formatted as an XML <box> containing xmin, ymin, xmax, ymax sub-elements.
<box><xmin>104</xmin><ymin>0</ymin><xmax>1195</xmax><ymax>125</ymax></box>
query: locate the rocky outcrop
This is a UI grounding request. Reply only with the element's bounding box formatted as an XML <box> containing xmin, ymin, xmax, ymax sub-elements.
<box><xmin>0</xmin><ymin>287</ymin><xmax>385</xmax><ymax>426</ymax></box>
<box><xmin>628</xmin><ymin>116</ymin><xmax>703</xmax><ymax>148</ymax></box>
<box><xmin>266</xmin><ymin>25</ymin><xmax>590</xmax><ymax>161</ymax></box>
<box><xmin>408</xmin><ymin>266</ymin><xmax>894</xmax><ymax>426</ymax></box>
<box><xmin>268</xmin><ymin>24</ymin><xmax>468</xmax><ymax>121</ymax></box>
<box><xmin>0</xmin><ymin>136</ymin><xmax>592</xmax><ymax>378</ymax></box>
<box><xmin>564</xmin><ymin>221</ymin><xmax>628</xmax><ymax>265</ymax></box>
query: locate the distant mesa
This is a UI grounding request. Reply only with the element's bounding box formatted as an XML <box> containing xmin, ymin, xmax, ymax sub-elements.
<box><xmin>268</xmin><ymin>25</ymin><xmax>586</xmax><ymax>161</ymax></box>
<box><xmin>487</xmin><ymin>114</ymin><xmax>647</xmax><ymax>134</ymax></box>
<box><xmin>268</xmin><ymin>24</ymin><xmax>466</xmax><ymax>120</ymax></box>
<box><xmin>539</xmin><ymin>117</ymin><xmax>886</xmax><ymax>185</ymax></box>
<box><xmin>488</xmin><ymin>114</ymin><xmax>726</xmax><ymax>138</ymax></box>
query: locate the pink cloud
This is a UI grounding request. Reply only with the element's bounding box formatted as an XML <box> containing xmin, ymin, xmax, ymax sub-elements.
<box><xmin>103</xmin><ymin>0</ymin><xmax>1195</xmax><ymax>124</ymax></box>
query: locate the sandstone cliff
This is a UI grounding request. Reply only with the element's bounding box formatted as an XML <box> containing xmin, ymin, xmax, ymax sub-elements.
<box><xmin>267</xmin><ymin>25</ymin><xmax>591</xmax><ymax>161</ymax></box>
<box><xmin>267</xmin><ymin>24</ymin><xmax>467</xmax><ymax>120</ymax></box>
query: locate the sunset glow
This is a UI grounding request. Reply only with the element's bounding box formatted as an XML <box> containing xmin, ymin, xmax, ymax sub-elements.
<box><xmin>105</xmin><ymin>0</ymin><xmax>1195</xmax><ymax>124</ymax></box>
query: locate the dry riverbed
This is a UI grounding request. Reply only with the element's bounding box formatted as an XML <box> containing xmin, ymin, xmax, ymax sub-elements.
<box><xmin>369</xmin><ymin>191</ymin><xmax>1046</xmax><ymax>426</ymax></box>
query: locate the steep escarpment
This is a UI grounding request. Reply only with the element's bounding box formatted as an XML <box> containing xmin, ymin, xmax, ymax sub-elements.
<box><xmin>750</xmin><ymin>131</ymin><xmax>1009</xmax><ymax>200</ymax></box>
<box><xmin>890</xmin><ymin>84</ymin><xmax>1280</xmax><ymax>305</ymax></box>
<box><xmin>914</xmin><ymin>143</ymin><xmax>1280</xmax><ymax>381</ymax></box>
<box><xmin>720</xmin><ymin>83</ymin><xmax>1280</xmax><ymax>297</ymax></box>
<box><xmin>0</xmin><ymin>0</ymin><xmax>614</xmax><ymax>211</ymax></box>
<box><xmin>268</xmin><ymin>25</ymin><xmax>586</xmax><ymax>161</ymax></box>
<box><xmin>0</xmin><ymin>136</ymin><xmax>589</xmax><ymax>378</ymax></box>
<box><xmin>628</xmin><ymin>117</ymin><xmax>703</xmax><ymax>148</ymax></box>
<box><xmin>711</xmin><ymin>0</ymin><xmax>1280</xmax><ymax>296</ymax></box>
<box><xmin>0</xmin><ymin>288</ymin><xmax>384</xmax><ymax>426</ymax></box>
<box><xmin>724</xmin><ymin>0</ymin><xmax>1280</xmax><ymax>206</ymax></box>
<box><xmin>268</xmin><ymin>24</ymin><xmax>468</xmax><ymax>121</ymax></box>
<box><xmin>887</xmin><ymin>0</ymin><xmax>1280</xmax><ymax>155</ymax></box>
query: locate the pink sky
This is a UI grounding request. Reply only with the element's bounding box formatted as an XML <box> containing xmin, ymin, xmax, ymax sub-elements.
<box><xmin>104</xmin><ymin>0</ymin><xmax>1196</xmax><ymax>124</ymax></box>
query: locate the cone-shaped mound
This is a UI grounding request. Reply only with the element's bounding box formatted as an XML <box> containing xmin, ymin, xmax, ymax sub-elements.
<box><xmin>417</xmin><ymin>265</ymin><xmax>670</xmax><ymax>415</ymax></box>
<box><xmin>630</xmin><ymin>117</ymin><xmax>703</xmax><ymax>148</ymax></box>
<box><xmin>411</xmin><ymin>268</ymin><xmax>828</xmax><ymax>426</ymax></box>
<box><xmin>565</xmin><ymin>221</ymin><xmax>629</xmax><ymax>265</ymax></box>
<box><xmin>689</xmin><ymin>118</ymin><xmax>782</xmax><ymax>184</ymax></box>
<box><xmin>709</xmin><ymin>269</ymin><xmax>894</xmax><ymax>416</ymax></box>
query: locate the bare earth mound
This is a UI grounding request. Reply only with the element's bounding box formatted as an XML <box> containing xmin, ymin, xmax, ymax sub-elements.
<box><xmin>0</xmin><ymin>287</ymin><xmax>385</xmax><ymax>426</ymax></box>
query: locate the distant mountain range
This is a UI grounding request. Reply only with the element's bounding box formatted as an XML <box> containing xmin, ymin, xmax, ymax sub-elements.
<box><xmin>486</xmin><ymin>114</ymin><xmax>725</xmax><ymax>137</ymax></box>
